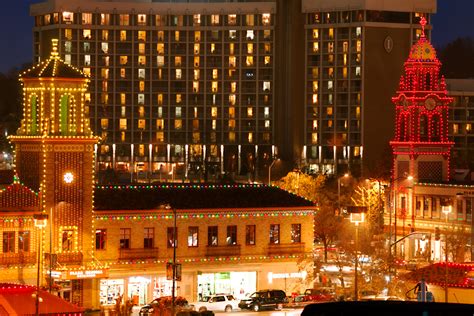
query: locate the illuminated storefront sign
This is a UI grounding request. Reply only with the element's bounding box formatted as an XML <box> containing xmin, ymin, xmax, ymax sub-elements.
<box><xmin>53</xmin><ymin>269</ymin><xmax>109</xmax><ymax>280</ymax></box>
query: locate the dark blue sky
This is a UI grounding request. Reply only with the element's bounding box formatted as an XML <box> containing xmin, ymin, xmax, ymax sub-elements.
<box><xmin>0</xmin><ymin>0</ymin><xmax>472</xmax><ymax>73</ymax></box>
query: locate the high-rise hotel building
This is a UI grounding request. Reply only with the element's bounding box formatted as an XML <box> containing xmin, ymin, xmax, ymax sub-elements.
<box><xmin>301</xmin><ymin>0</ymin><xmax>436</xmax><ymax>176</ymax></box>
<box><xmin>30</xmin><ymin>0</ymin><xmax>437</xmax><ymax>179</ymax></box>
<box><xmin>31</xmin><ymin>0</ymin><xmax>276</xmax><ymax>181</ymax></box>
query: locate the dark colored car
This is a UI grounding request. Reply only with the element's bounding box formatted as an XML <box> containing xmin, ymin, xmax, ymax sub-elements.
<box><xmin>238</xmin><ymin>290</ymin><xmax>287</xmax><ymax>312</ymax></box>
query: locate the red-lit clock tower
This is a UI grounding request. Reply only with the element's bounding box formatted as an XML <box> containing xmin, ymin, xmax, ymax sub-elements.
<box><xmin>390</xmin><ymin>18</ymin><xmax>454</xmax><ymax>183</ymax></box>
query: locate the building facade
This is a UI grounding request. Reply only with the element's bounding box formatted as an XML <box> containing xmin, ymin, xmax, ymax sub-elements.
<box><xmin>30</xmin><ymin>0</ymin><xmax>438</xmax><ymax>180</ymax></box>
<box><xmin>388</xmin><ymin>19</ymin><xmax>474</xmax><ymax>268</ymax></box>
<box><xmin>446</xmin><ymin>79</ymin><xmax>474</xmax><ymax>172</ymax></box>
<box><xmin>301</xmin><ymin>0</ymin><xmax>436</xmax><ymax>176</ymax></box>
<box><xmin>31</xmin><ymin>0</ymin><xmax>277</xmax><ymax>182</ymax></box>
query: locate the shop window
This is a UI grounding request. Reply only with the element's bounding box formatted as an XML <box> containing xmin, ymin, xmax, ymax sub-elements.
<box><xmin>291</xmin><ymin>224</ymin><xmax>301</xmax><ymax>243</ymax></box>
<box><xmin>167</xmin><ymin>227</ymin><xmax>177</xmax><ymax>248</ymax></box>
<box><xmin>188</xmin><ymin>227</ymin><xmax>199</xmax><ymax>247</ymax></box>
<box><xmin>96</xmin><ymin>229</ymin><xmax>107</xmax><ymax>250</ymax></box>
<box><xmin>269</xmin><ymin>224</ymin><xmax>280</xmax><ymax>244</ymax></box>
<box><xmin>120</xmin><ymin>228</ymin><xmax>131</xmax><ymax>249</ymax></box>
<box><xmin>208</xmin><ymin>226</ymin><xmax>218</xmax><ymax>246</ymax></box>
<box><xmin>2</xmin><ymin>232</ymin><xmax>14</xmax><ymax>253</ymax></box>
<box><xmin>18</xmin><ymin>231</ymin><xmax>30</xmax><ymax>252</ymax></box>
<box><xmin>144</xmin><ymin>228</ymin><xmax>154</xmax><ymax>248</ymax></box>
<box><xmin>246</xmin><ymin>225</ymin><xmax>256</xmax><ymax>245</ymax></box>
<box><xmin>62</xmin><ymin>230</ymin><xmax>74</xmax><ymax>252</ymax></box>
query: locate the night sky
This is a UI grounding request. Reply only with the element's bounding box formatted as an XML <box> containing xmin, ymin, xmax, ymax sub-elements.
<box><xmin>0</xmin><ymin>0</ymin><xmax>472</xmax><ymax>73</ymax></box>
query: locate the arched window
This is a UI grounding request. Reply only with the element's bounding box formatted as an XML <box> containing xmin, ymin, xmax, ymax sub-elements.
<box><xmin>60</xmin><ymin>95</ymin><xmax>69</xmax><ymax>135</ymax></box>
<box><xmin>30</xmin><ymin>95</ymin><xmax>38</xmax><ymax>135</ymax></box>
<box><xmin>419</xmin><ymin>114</ymin><xmax>428</xmax><ymax>141</ymax></box>
<box><xmin>431</xmin><ymin>115</ymin><xmax>440</xmax><ymax>141</ymax></box>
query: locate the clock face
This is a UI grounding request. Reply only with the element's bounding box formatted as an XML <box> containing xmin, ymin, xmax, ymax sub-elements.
<box><xmin>424</xmin><ymin>98</ymin><xmax>436</xmax><ymax>110</ymax></box>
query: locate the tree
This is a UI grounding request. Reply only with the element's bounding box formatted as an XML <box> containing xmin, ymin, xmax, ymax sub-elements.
<box><xmin>351</xmin><ymin>180</ymin><xmax>387</xmax><ymax>235</ymax></box>
<box><xmin>315</xmin><ymin>204</ymin><xmax>345</xmax><ymax>263</ymax></box>
<box><xmin>445</xmin><ymin>225</ymin><xmax>470</xmax><ymax>262</ymax></box>
<box><xmin>438</xmin><ymin>37</ymin><xmax>474</xmax><ymax>78</ymax></box>
<box><xmin>274</xmin><ymin>170</ymin><xmax>326</xmax><ymax>202</ymax></box>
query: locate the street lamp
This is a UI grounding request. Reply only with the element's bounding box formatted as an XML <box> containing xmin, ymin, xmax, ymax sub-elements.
<box><xmin>337</xmin><ymin>173</ymin><xmax>350</xmax><ymax>213</ymax></box>
<box><xmin>268</xmin><ymin>158</ymin><xmax>280</xmax><ymax>185</ymax></box>
<box><xmin>349</xmin><ymin>208</ymin><xmax>365</xmax><ymax>302</ymax></box>
<box><xmin>34</xmin><ymin>213</ymin><xmax>48</xmax><ymax>316</ymax></box>
<box><xmin>442</xmin><ymin>205</ymin><xmax>452</xmax><ymax>303</ymax></box>
<box><xmin>390</xmin><ymin>174</ymin><xmax>413</xmax><ymax>260</ymax></box>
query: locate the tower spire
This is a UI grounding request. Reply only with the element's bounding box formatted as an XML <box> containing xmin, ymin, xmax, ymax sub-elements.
<box><xmin>420</xmin><ymin>16</ymin><xmax>427</xmax><ymax>38</ymax></box>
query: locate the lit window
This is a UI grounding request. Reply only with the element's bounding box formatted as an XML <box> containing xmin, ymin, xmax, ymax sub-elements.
<box><xmin>193</xmin><ymin>14</ymin><xmax>201</xmax><ymax>25</ymax></box>
<box><xmin>138</xmin><ymin>94</ymin><xmax>144</xmax><ymax>105</ymax></box>
<box><xmin>212</xmin><ymin>82</ymin><xmax>218</xmax><ymax>93</ymax></box>
<box><xmin>158</xmin><ymin>107</ymin><xmax>163</xmax><ymax>118</ymax></box>
<box><xmin>194</xmin><ymin>69</ymin><xmax>200</xmax><ymax>80</ymax></box>
<box><xmin>137</xmin><ymin>14</ymin><xmax>146</xmax><ymax>26</ymax></box>
<box><xmin>229</xmin><ymin>43</ymin><xmax>235</xmax><ymax>55</ymax></box>
<box><xmin>229</xmin><ymin>120</ymin><xmax>236</xmax><ymax>129</ymax></box>
<box><xmin>120</xmin><ymin>30</ymin><xmax>127</xmax><ymax>41</ymax></box>
<box><xmin>211</xmin><ymin>15</ymin><xmax>220</xmax><ymax>25</ymax></box>
<box><xmin>210</xmin><ymin>43</ymin><xmax>216</xmax><ymax>53</ymax></box>
<box><xmin>312</xmin><ymin>82</ymin><xmax>318</xmax><ymax>92</ymax></box>
<box><xmin>62</xmin><ymin>11</ymin><xmax>73</xmax><ymax>23</ymax></box>
<box><xmin>120</xmin><ymin>68</ymin><xmax>126</xmax><ymax>78</ymax></box>
<box><xmin>120</xmin><ymin>94</ymin><xmax>126</xmax><ymax>105</ymax></box>
<box><xmin>264</xmin><ymin>29</ymin><xmax>271</xmax><ymax>39</ymax></box>
<box><xmin>138</xmin><ymin>119</ymin><xmax>146</xmax><ymax>130</ymax></box>
<box><xmin>83</xmin><ymin>29</ymin><xmax>91</xmax><ymax>39</ymax></box>
<box><xmin>328</xmin><ymin>28</ymin><xmax>334</xmax><ymax>39</ymax></box>
<box><xmin>229</xmin><ymin>95</ymin><xmax>236</xmax><ymax>106</ymax></box>
<box><xmin>356</xmin><ymin>40</ymin><xmax>362</xmax><ymax>52</ymax></box>
<box><xmin>343</xmin><ymin>41</ymin><xmax>349</xmax><ymax>53</ymax></box>
<box><xmin>247</xmin><ymin>107</ymin><xmax>253</xmax><ymax>117</ymax></box>
<box><xmin>312</xmin><ymin>94</ymin><xmax>318</xmax><ymax>104</ymax></box>
<box><xmin>194</xmin><ymin>56</ymin><xmax>200</xmax><ymax>67</ymax></box>
<box><xmin>229</xmin><ymin>132</ymin><xmax>236</xmax><ymax>142</ymax></box>
<box><xmin>138</xmin><ymin>56</ymin><xmax>146</xmax><ymax>66</ymax></box>
<box><xmin>343</xmin><ymin>67</ymin><xmax>348</xmax><ymax>79</ymax></box>
<box><xmin>229</xmin><ymin>107</ymin><xmax>235</xmax><ymax>118</ymax></box>
<box><xmin>246</xmin><ymin>14</ymin><xmax>254</xmax><ymax>26</ymax></box>
<box><xmin>264</xmin><ymin>107</ymin><xmax>270</xmax><ymax>118</ymax></box>
<box><xmin>64</xmin><ymin>29</ymin><xmax>72</xmax><ymax>40</ymax></box>
<box><xmin>193</xmin><ymin>81</ymin><xmax>199</xmax><ymax>93</ymax></box>
<box><xmin>228</xmin><ymin>14</ymin><xmax>237</xmax><ymax>25</ymax></box>
<box><xmin>246</xmin><ymin>56</ymin><xmax>254</xmax><ymax>66</ymax></box>
<box><xmin>264</xmin><ymin>56</ymin><xmax>271</xmax><ymax>65</ymax></box>
<box><xmin>176</xmin><ymin>94</ymin><xmax>182</xmax><ymax>104</ymax></box>
<box><xmin>231</xmin><ymin>82</ymin><xmax>237</xmax><ymax>93</ymax></box>
<box><xmin>101</xmin><ymin>42</ymin><xmax>108</xmax><ymax>54</ymax></box>
<box><xmin>356</xmin><ymin>67</ymin><xmax>361</xmax><ymax>77</ymax></box>
<box><xmin>312</xmin><ymin>120</ymin><xmax>318</xmax><ymax>130</ymax></box>
<box><xmin>138</xmin><ymin>31</ymin><xmax>146</xmax><ymax>41</ymax></box>
<box><xmin>327</xmin><ymin>107</ymin><xmax>333</xmax><ymax>115</ymax></box>
<box><xmin>453</xmin><ymin>124</ymin><xmax>459</xmax><ymax>134</ymax></box>
<box><xmin>157</xmin><ymin>56</ymin><xmax>164</xmax><ymax>67</ymax></box>
<box><xmin>157</xmin><ymin>31</ymin><xmax>164</xmax><ymax>41</ymax></box>
<box><xmin>229</xmin><ymin>30</ymin><xmax>237</xmax><ymax>40</ymax></box>
<box><xmin>247</xmin><ymin>43</ymin><xmax>254</xmax><ymax>54</ymax></box>
<box><xmin>356</xmin><ymin>27</ymin><xmax>362</xmax><ymax>38</ymax></box>
<box><xmin>262</xmin><ymin>13</ymin><xmax>271</xmax><ymax>25</ymax></box>
<box><xmin>120</xmin><ymin>14</ymin><xmax>129</xmax><ymax>26</ymax></box>
<box><xmin>263</xmin><ymin>81</ymin><xmax>271</xmax><ymax>92</ymax></box>
<box><xmin>312</xmin><ymin>29</ymin><xmax>319</xmax><ymax>39</ymax></box>
<box><xmin>313</xmin><ymin>42</ymin><xmax>319</xmax><ymax>52</ymax></box>
<box><xmin>157</xmin><ymin>43</ymin><xmax>164</xmax><ymax>54</ymax></box>
<box><xmin>212</xmin><ymin>120</ymin><xmax>217</xmax><ymax>130</ymax></box>
<box><xmin>195</xmin><ymin>31</ymin><xmax>201</xmax><ymax>42</ymax></box>
<box><xmin>84</xmin><ymin>55</ymin><xmax>91</xmax><ymax>66</ymax></box>
<box><xmin>83</xmin><ymin>68</ymin><xmax>90</xmax><ymax>76</ymax></box>
<box><xmin>138</xmin><ymin>43</ymin><xmax>145</xmax><ymax>54</ymax></box>
<box><xmin>212</xmin><ymin>69</ymin><xmax>218</xmax><ymax>79</ymax></box>
<box><xmin>119</xmin><ymin>119</ymin><xmax>127</xmax><ymax>130</ymax></box>
<box><xmin>100</xmin><ymin>14</ymin><xmax>110</xmax><ymax>25</ymax></box>
<box><xmin>248</xmin><ymin>132</ymin><xmax>253</xmax><ymax>143</ymax></box>
<box><xmin>246</xmin><ymin>30</ymin><xmax>254</xmax><ymax>40</ymax></box>
<box><xmin>174</xmin><ymin>119</ymin><xmax>182</xmax><ymax>129</ymax></box>
<box><xmin>82</xmin><ymin>13</ymin><xmax>92</xmax><ymax>25</ymax></box>
<box><xmin>64</xmin><ymin>41</ymin><xmax>72</xmax><ymax>53</ymax></box>
<box><xmin>101</xmin><ymin>68</ymin><xmax>109</xmax><ymax>79</ymax></box>
<box><xmin>328</xmin><ymin>81</ymin><xmax>333</xmax><ymax>90</ymax></box>
<box><xmin>229</xmin><ymin>56</ymin><xmax>236</xmax><ymax>68</ymax></box>
<box><xmin>101</xmin><ymin>118</ymin><xmax>108</xmax><ymax>130</ymax></box>
<box><xmin>175</xmin><ymin>69</ymin><xmax>182</xmax><ymax>79</ymax></box>
<box><xmin>265</xmin><ymin>120</ymin><xmax>270</xmax><ymax>129</ymax></box>
<box><xmin>102</xmin><ymin>30</ymin><xmax>109</xmax><ymax>41</ymax></box>
<box><xmin>175</xmin><ymin>31</ymin><xmax>180</xmax><ymax>41</ymax></box>
<box><xmin>328</xmin><ymin>42</ymin><xmax>334</xmax><ymax>53</ymax></box>
<box><xmin>139</xmin><ymin>81</ymin><xmax>145</xmax><ymax>92</ymax></box>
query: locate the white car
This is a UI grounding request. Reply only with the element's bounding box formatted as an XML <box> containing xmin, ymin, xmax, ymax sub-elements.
<box><xmin>191</xmin><ymin>294</ymin><xmax>240</xmax><ymax>312</ymax></box>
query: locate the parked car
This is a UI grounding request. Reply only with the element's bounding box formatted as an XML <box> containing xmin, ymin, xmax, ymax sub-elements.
<box><xmin>139</xmin><ymin>296</ymin><xmax>189</xmax><ymax>316</ymax></box>
<box><xmin>238</xmin><ymin>290</ymin><xmax>287</xmax><ymax>312</ymax></box>
<box><xmin>191</xmin><ymin>294</ymin><xmax>239</xmax><ymax>312</ymax></box>
<box><xmin>303</xmin><ymin>288</ymin><xmax>336</xmax><ymax>302</ymax></box>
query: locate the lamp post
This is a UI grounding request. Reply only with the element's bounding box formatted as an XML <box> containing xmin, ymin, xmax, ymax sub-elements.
<box><xmin>442</xmin><ymin>205</ymin><xmax>452</xmax><ymax>303</ymax></box>
<box><xmin>164</xmin><ymin>204</ymin><xmax>177</xmax><ymax>315</ymax></box>
<box><xmin>34</xmin><ymin>214</ymin><xmax>48</xmax><ymax>316</ymax></box>
<box><xmin>349</xmin><ymin>207</ymin><xmax>365</xmax><ymax>302</ymax></box>
<box><xmin>268</xmin><ymin>158</ymin><xmax>279</xmax><ymax>185</ymax></box>
<box><xmin>390</xmin><ymin>175</ymin><xmax>413</xmax><ymax>261</ymax></box>
<box><xmin>337</xmin><ymin>173</ymin><xmax>349</xmax><ymax>213</ymax></box>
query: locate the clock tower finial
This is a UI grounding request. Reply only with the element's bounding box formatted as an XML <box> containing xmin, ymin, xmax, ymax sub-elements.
<box><xmin>420</xmin><ymin>16</ymin><xmax>427</xmax><ymax>38</ymax></box>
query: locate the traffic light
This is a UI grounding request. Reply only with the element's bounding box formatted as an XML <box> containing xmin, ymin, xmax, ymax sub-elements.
<box><xmin>435</xmin><ymin>227</ymin><xmax>440</xmax><ymax>241</ymax></box>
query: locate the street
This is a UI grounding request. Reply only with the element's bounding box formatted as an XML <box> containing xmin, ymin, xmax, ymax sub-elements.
<box><xmin>215</xmin><ymin>308</ymin><xmax>303</xmax><ymax>316</ymax></box>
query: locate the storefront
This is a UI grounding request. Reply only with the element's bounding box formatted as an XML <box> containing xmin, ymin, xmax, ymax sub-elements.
<box><xmin>128</xmin><ymin>276</ymin><xmax>151</xmax><ymax>305</ymax></box>
<box><xmin>100</xmin><ymin>279</ymin><xmax>124</xmax><ymax>306</ymax></box>
<box><xmin>197</xmin><ymin>271</ymin><xmax>256</xmax><ymax>301</ymax></box>
<box><xmin>153</xmin><ymin>276</ymin><xmax>174</xmax><ymax>298</ymax></box>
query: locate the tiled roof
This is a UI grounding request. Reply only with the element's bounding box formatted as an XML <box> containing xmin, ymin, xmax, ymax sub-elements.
<box><xmin>21</xmin><ymin>57</ymin><xmax>86</xmax><ymax>79</ymax></box>
<box><xmin>94</xmin><ymin>184</ymin><xmax>314</xmax><ymax>210</ymax></box>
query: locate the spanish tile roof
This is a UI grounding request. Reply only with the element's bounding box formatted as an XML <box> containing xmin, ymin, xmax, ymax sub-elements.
<box><xmin>94</xmin><ymin>184</ymin><xmax>315</xmax><ymax>210</ymax></box>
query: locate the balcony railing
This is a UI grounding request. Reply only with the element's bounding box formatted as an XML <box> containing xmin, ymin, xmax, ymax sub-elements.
<box><xmin>205</xmin><ymin>245</ymin><xmax>241</xmax><ymax>257</ymax></box>
<box><xmin>267</xmin><ymin>243</ymin><xmax>305</xmax><ymax>255</ymax></box>
<box><xmin>119</xmin><ymin>248</ymin><xmax>159</xmax><ymax>260</ymax></box>
<box><xmin>0</xmin><ymin>252</ymin><xmax>36</xmax><ymax>265</ymax></box>
<box><xmin>56</xmin><ymin>252</ymin><xmax>83</xmax><ymax>265</ymax></box>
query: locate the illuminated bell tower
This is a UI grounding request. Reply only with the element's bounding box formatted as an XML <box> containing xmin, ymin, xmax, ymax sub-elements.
<box><xmin>10</xmin><ymin>39</ymin><xmax>98</xmax><ymax>270</ymax></box>
<box><xmin>390</xmin><ymin>18</ymin><xmax>454</xmax><ymax>183</ymax></box>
